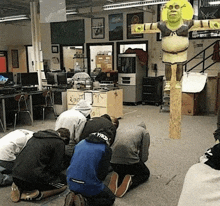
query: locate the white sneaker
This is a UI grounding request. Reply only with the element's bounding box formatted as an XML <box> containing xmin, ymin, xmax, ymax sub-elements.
<box><xmin>164</xmin><ymin>81</ymin><xmax>170</xmax><ymax>91</ymax></box>
<box><xmin>175</xmin><ymin>82</ymin><xmax>181</xmax><ymax>89</ymax></box>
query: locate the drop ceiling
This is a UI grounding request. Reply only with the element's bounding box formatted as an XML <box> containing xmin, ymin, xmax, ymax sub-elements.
<box><xmin>0</xmin><ymin>0</ymin><xmax>133</xmax><ymax>19</ymax></box>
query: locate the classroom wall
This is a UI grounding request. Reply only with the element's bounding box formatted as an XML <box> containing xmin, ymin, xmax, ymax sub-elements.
<box><xmin>0</xmin><ymin>6</ymin><xmax>219</xmax><ymax>78</ymax></box>
<box><xmin>0</xmin><ymin>6</ymin><xmax>220</xmax><ymax>113</ymax></box>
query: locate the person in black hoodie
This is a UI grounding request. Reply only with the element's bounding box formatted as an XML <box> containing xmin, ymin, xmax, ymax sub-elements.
<box><xmin>79</xmin><ymin>114</ymin><xmax>119</xmax><ymax>143</ymax></box>
<box><xmin>64</xmin><ymin>129</ymin><xmax>115</xmax><ymax>206</ymax></box>
<box><xmin>11</xmin><ymin>128</ymin><xmax>70</xmax><ymax>203</ymax></box>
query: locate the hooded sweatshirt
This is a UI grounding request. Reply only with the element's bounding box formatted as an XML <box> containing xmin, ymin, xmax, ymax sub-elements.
<box><xmin>79</xmin><ymin>114</ymin><xmax>116</xmax><ymax>142</ymax></box>
<box><xmin>0</xmin><ymin>129</ymin><xmax>33</xmax><ymax>161</ymax></box>
<box><xmin>55</xmin><ymin>99</ymin><xmax>92</xmax><ymax>144</ymax></box>
<box><xmin>12</xmin><ymin>129</ymin><xmax>65</xmax><ymax>184</ymax></box>
<box><xmin>111</xmin><ymin>122</ymin><xmax>150</xmax><ymax>164</ymax></box>
<box><xmin>67</xmin><ymin>132</ymin><xmax>112</xmax><ymax>196</ymax></box>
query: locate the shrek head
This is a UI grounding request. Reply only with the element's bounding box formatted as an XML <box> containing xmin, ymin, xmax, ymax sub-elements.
<box><xmin>162</xmin><ymin>0</ymin><xmax>194</xmax><ymax>27</ymax></box>
<box><xmin>167</xmin><ymin>2</ymin><xmax>182</xmax><ymax>23</ymax></box>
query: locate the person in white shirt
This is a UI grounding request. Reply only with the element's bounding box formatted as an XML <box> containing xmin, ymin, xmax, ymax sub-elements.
<box><xmin>55</xmin><ymin>99</ymin><xmax>92</xmax><ymax>167</ymax></box>
<box><xmin>0</xmin><ymin>129</ymin><xmax>33</xmax><ymax>186</ymax></box>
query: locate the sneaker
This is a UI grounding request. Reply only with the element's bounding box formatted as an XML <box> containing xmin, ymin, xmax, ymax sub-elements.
<box><xmin>77</xmin><ymin>194</ymin><xmax>88</xmax><ymax>206</ymax></box>
<box><xmin>20</xmin><ymin>190</ymin><xmax>40</xmax><ymax>201</ymax></box>
<box><xmin>164</xmin><ymin>81</ymin><xmax>170</xmax><ymax>91</ymax></box>
<box><xmin>11</xmin><ymin>182</ymin><xmax>20</xmax><ymax>202</ymax></box>
<box><xmin>108</xmin><ymin>172</ymin><xmax>119</xmax><ymax>195</ymax></box>
<box><xmin>175</xmin><ymin>81</ymin><xmax>181</xmax><ymax>89</ymax></box>
<box><xmin>116</xmin><ymin>175</ymin><xmax>132</xmax><ymax>198</ymax></box>
<box><xmin>64</xmin><ymin>191</ymin><xmax>76</xmax><ymax>206</ymax></box>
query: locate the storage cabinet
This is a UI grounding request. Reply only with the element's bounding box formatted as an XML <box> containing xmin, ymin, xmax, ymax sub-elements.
<box><xmin>142</xmin><ymin>76</ymin><xmax>163</xmax><ymax>105</ymax></box>
<box><xmin>67</xmin><ymin>89</ymin><xmax>123</xmax><ymax>118</ymax></box>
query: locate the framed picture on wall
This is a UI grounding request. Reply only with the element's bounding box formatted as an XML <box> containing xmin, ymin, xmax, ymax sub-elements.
<box><xmin>11</xmin><ymin>50</ymin><xmax>19</xmax><ymax>68</ymax></box>
<box><xmin>109</xmin><ymin>13</ymin><xmax>123</xmax><ymax>41</ymax></box>
<box><xmin>127</xmin><ymin>12</ymin><xmax>144</xmax><ymax>39</ymax></box>
<box><xmin>52</xmin><ymin>45</ymin><xmax>59</xmax><ymax>53</ymax></box>
<box><xmin>91</xmin><ymin>17</ymin><xmax>105</xmax><ymax>39</ymax></box>
<box><xmin>190</xmin><ymin>6</ymin><xmax>220</xmax><ymax>39</ymax></box>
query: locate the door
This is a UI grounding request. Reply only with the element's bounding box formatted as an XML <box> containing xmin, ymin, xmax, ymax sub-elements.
<box><xmin>0</xmin><ymin>51</ymin><xmax>8</xmax><ymax>73</ymax></box>
<box><xmin>86</xmin><ymin>43</ymin><xmax>114</xmax><ymax>75</ymax></box>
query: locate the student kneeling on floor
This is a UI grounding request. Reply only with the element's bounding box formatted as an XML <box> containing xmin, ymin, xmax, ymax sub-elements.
<box><xmin>11</xmin><ymin>128</ymin><xmax>70</xmax><ymax>203</ymax></box>
<box><xmin>109</xmin><ymin>122</ymin><xmax>150</xmax><ymax>197</ymax></box>
<box><xmin>64</xmin><ymin>129</ymin><xmax>116</xmax><ymax>206</ymax></box>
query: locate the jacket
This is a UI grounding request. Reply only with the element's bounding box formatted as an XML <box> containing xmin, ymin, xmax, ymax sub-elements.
<box><xmin>12</xmin><ymin>129</ymin><xmax>65</xmax><ymax>184</ymax></box>
<box><xmin>67</xmin><ymin>132</ymin><xmax>112</xmax><ymax>196</ymax></box>
<box><xmin>111</xmin><ymin>122</ymin><xmax>150</xmax><ymax>165</ymax></box>
<box><xmin>79</xmin><ymin>115</ymin><xmax>116</xmax><ymax>143</ymax></box>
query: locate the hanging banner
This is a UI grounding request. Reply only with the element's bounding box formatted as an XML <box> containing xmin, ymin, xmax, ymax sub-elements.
<box><xmin>40</xmin><ymin>0</ymin><xmax>67</xmax><ymax>23</ymax></box>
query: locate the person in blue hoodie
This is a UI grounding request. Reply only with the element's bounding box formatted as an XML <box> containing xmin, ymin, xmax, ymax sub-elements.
<box><xmin>64</xmin><ymin>129</ymin><xmax>115</xmax><ymax>206</ymax></box>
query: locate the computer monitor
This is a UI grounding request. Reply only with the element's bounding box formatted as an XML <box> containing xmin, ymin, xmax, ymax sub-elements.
<box><xmin>0</xmin><ymin>72</ymin><xmax>14</xmax><ymax>85</ymax></box>
<box><xmin>21</xmin><ymin>72</ymin><xmax>39</xmax><ymax>87</ymax></box>
<box><xmin>46</xmin><ymin>72</ymin><xmax>56</xmax><ymax>85</ymax></box>
<box><xmin>67</xmin><ymin>72</ymin><xmax>75</xmax><ymax>78</ymax></box>
<box><xmin>57</xmin><ymin>72</ymin><xmax>67</xmax><ymax>85</ymax></box>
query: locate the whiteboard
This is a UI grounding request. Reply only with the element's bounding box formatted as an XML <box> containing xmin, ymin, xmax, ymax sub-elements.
<box><xmin>182</xmin><ymin>72</ymin><xmax>207</xmax><ymax>93</ymax></box>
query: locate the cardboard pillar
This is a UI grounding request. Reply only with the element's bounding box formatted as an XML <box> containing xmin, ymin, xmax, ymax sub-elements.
<box><xmin>169</xmin><ymin>64</ymin><xmax>182</xmax><ymax>139</ymax></box>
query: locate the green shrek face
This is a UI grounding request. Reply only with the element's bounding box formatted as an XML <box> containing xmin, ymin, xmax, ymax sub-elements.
<box><xmin>167</xmin><ymin>3</ymin><xmax>182</xmax><ymax>24</ymax></box>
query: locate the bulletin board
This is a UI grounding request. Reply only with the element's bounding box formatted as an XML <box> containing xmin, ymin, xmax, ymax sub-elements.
<box><xmin>51</xmin><ymin>20</ymin><xmax>85</xmax><ymax>45</ymax></box>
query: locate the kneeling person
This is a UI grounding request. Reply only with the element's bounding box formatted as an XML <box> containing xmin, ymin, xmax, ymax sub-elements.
<box><xmin>65</xmin><ymin>130</ymin><xmax>115</xmax><ymax>206</ymax></box>
<box><xmin>109</xmin><ymin>122</ymin><xmax>150</xmax><ymax>197</ymax></box>
<box><xmin>11</xmin><ymin>128</ymin><xmax>70</xmax><ymax>202</ymax></box>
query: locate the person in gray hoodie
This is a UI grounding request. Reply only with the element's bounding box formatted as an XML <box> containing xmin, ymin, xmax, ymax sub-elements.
<box><xmin>109</xmin><ymin>122</ymin><xmax>150</xmax><ymax>198</ymax></box>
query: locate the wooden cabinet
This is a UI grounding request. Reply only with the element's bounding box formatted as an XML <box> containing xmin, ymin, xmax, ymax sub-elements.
<box><xmin>182</xmin><ymin>93</ymin><xmax>199</xmax><ymax>115</ymax></box>
<box><xmin>67</xmin><ymin>89</ymin><xmax>123</xmax><ymax>118</ymax></box>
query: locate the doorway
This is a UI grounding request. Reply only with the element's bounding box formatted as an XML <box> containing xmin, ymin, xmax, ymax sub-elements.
<box><xmin>86</xmin><ymin>43</ymin><xmax>114</xmax><ymax>75</ymax></box>
<box><xmin>62</xmin><ymin>45</ymin><xmax>85</xmax><ymax>73</ymax></box>
<box><xmin>0</xmin><ymin>51</ymin><xmax>8</xmax><ymax>73</ymax></box>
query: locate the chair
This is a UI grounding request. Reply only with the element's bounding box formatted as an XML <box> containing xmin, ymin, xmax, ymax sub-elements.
<box><xmin>0</xmin><ymin>118</ymin><xmax>5</xmax><ymax>132</ymax></box>
<box><xmin>13</xmin><ymin>94</ymin><xmax>33</xmax><ymax>130</ymax></box>
<box><xmin>34</xmin><ymin>90</ymin><xmax>56</xmax><ymax>121</ymax></box>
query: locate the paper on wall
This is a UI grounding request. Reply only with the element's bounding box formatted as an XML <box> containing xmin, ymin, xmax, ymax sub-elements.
<box><xmin>182</xmin><ymin>72</ymin><xmax>207</xmax><ymax>93</ymax></box>
<box><xmin>40</xmin><ymin>0</ymin><xmax>66</xmax><ymax>23</ymax></box>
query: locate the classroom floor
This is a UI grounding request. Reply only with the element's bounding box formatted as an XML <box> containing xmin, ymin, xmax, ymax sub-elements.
<box><xmin>0</xmin><ymin>104</ymin><xmax>217</xmax><ymax>206</ymax></box>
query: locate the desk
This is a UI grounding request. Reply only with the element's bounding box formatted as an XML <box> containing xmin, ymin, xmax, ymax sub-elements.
<box><xmin>0</xmin><ymin>91</ymin><xmax>43</xmax><ymax>131</ymax></box>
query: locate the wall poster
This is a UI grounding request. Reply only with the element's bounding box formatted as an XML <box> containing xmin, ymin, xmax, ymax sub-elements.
<box><xmin>127</xmin><ymin>12</ymin><xmax>144</xmax><ymax>39</ymax></box>
<box><xmin>109</xmin><ymin>13</ymin><xmax>123</xmax><ymax>41</ymax></box>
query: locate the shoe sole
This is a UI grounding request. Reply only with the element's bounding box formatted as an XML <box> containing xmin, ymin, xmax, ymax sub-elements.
<box><xmin>64</xmin><ymin>191</ymin><xmax>76</xmax><ymax>206</ymax></box>
<box><xmin>108</xmin><ymin>172</ymin><xmax>118</xmax><ymax>195</ymax></box>
<box><xmin>20</xmin><ymin>190</ymin><xmax>40</xmax><ymax>200</ymax></box>
<box><xmin>74</xmin><ymin>195</ymin><xmax>82</xmax><ymax>206</ymax></box>
<box><xmin>77</xmin><ymin>194</ymin><xmax>87</xmax><ymax>206</ymax></box>
<box><xmin>11</xmin><ymin>183</ymin><xmax>20</xmax><ymax>202</ymax></box>
<box><xmin>116</xmin><ymin>175</ymin><xmax>132</xmax><ymax>198</ymax></box>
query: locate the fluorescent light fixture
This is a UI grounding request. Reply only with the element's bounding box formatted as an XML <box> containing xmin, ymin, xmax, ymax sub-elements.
<box><xmin>103</xmin><ymin>0</ymin><xmax>168</xmax><ymax>10</ymax></box>
<box><xmin>0</xmin><ymin>15</ymin><xmax>29</xmax><ymax>22</ymax></box>
<box><xmin>209</xmin><ymin>1</ymin><xmax>220</xmax><ymax>4</ymax></box>
<box><xmin>66</xmin><ymin>9</ymin><xmax>78</xmax><ymax>15</ymax></box>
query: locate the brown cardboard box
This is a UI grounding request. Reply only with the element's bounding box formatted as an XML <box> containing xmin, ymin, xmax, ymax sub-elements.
<box><xmin>182</xmin><ymin>93</ymin><xmax>199</xmax><ymax>115</ymax></box>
